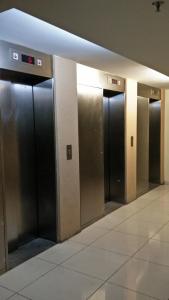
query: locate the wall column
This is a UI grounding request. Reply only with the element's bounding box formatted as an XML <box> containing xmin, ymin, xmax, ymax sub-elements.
<box><xmin>125</xmin><ymin>79</ymin><xmax>137</xmax><ymax>202</ymax></box>
<box><xmin>53</xmin><ymin>56</ymin><xmax>80</xmax><ymax>241</ymax></box>
<box><xmin>164</xmin><ymin>90</ymin><xmax>169</xmax><ymax>183</ymax></box>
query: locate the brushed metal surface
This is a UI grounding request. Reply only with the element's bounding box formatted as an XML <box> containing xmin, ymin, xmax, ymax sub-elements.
<box><xmin>0</xmin><ymin>40</ymin><xmax>52</xmax><ymax>79</ymax></box>
<box><xmin>104</xmin><ymin>91</ymin><xmax>125</xmax><ymax>203</ymax></box>
<box><xmin>0</xmin><ymin>46</ymin><xmax>56</xmax><ymax>271</ymax></box>
<box><xmin>149</xmin><ymin>100</ymin><xmax>161</xmax><ymax>184</ymax></box>
<box><xmin>0</xmin><ymin>103</ymin><xmax>6</xmax><ymax>271</ymax></box>
<box><xmin>138</xmin><ymin>83</ymin><xmax>161</xmax><ymax>100</ymax></box>
<box><xmin>33</xmin><ymin>79</ymin><xmax>57</xmax><ymax>242</ymax></box>
<box><xmin>137</xmin><ymin>97</ymin><xmax>149</xmax><ymax>196</ymax></box>
<box><xmin>0</xmin><ymin>81</ymin><xmax>37</xmax><ymax>251</ymax></box>
<box><xmin>78</xmin><ymin>85</ymin><xmax>104</xmax><ymax>226</ymax></box>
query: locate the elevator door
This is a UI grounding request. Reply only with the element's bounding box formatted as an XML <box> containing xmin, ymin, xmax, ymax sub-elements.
<box><xmin>104</xmin><ymin>92</ymin><xmax>125</xmax><ymax>203</ymax></box>
<box><xmin>78</xmin><ymin>85</ymin><xmax>104</xmax><ymax>227</ymax></box>
<box><xmin>0</xmin><ymin>131</ymin><xmax>6</xmax><ymax>272</ymax></box>
<box><xmin>0</xmin><ymin>80</ymin><xmax>37</xmax><ymax>251</ymax></box>
<box><xmin>149</xmin><ymin>100</ymin><xmax>161</xmax><ymax>184</ymax></box>
<box><xmin>33</xmin><ymin>80</ymin><xmax>57</xmax><ymax>241</ymax></box>
<box><xmin>137</xmin><ymin>97</ymin><xmax>149</xmax><ymax>196</ymax></box>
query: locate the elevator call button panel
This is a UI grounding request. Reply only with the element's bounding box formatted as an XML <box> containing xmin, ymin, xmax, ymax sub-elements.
<box><xmin>12</xmin><ymin>52</ymin><xmax>19</xmax><ymax>61</ymax></box>
<box><xmin>66</xmin><ymin>145</ymin><xmax>72</xmax><ymax>160</ymax></box>
<box><xmin>11</xmin><ymin>49</ymin><xmax>43</xmax><ymax>67</ymax></box>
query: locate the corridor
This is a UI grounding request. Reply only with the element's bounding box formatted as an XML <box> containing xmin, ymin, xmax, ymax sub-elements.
<box><xmin>0</xmin><ymin>185</ymin><xmax>169</xmax><ymax>300</ymax></box>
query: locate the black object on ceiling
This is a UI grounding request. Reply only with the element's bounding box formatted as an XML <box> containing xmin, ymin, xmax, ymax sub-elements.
<box><xmin>152</xmin><ymin>1</ymin><xmax>165</xmax><ymax>12</ymax></box>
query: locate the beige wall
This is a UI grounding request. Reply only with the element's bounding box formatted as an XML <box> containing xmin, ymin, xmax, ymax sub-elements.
<box><xmin>53</xmin><ymin>56</ymin><xmax>80</xmax><ymax>241</ymax></box>
<box><xmin>125</xmin><ymin>79</ymin><xmax>137</xmax><ymax>202</ymax></box>
<box><xmin>164</xmin><ymin>89</ymin><xmax>169</xmax><ymax>183</ymax></box>
<box><xmin>160</xmin><ymin>89</ymin><xmax>165</xmax><ymax>184</ymax></box>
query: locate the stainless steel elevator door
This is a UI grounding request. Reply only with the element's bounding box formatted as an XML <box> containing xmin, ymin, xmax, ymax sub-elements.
<box><xmin>0</xmin><ymin>80</ymin><xmax>37</xmax><ymax>251</ymax></box>
<box><xmin>33</xmin><ymin>80</ymin><xmax>57</xmax><ymax>242</ymax></box>
<box><xmin>0</xmin><ymin>83</ymin><xmax>6</xmax><ymax>272</ymax></box>
<box><xmin>78</xmin><ymin>85</ymin><xmax>104</xmax><ymax>226</ymax></box>
<box><xmin>104</xmin><ymin>93</ymin><xmax>125</xmax><ymax>203</ymax></box>
<box><xmin>149</xmin><ymin>100</ymin><xmax>161</xmax><ymax>184</ymax></box>
<box><xmin>137</xmin><ymin>96</ymin><xmax>149</xmax><ymax>196</ymax></box>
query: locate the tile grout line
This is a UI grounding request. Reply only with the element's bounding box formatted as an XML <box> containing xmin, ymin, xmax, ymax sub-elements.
<box><xmin>87</xmin><ymin>281</ymin><xmax>160</xmax><ymax>300</ymax></box>
<box><xmin>1</xmin><ymin>187</ymin><xmax>169</xmax><ymax>299</ymax></box>
<box><xmin>85</xmin><ymin>193</ymin><xmax>169</xmax><ymax>299</ymax></box>
<box><xmin>29</xmin><ymin>193</ymin><xmax>169</xmax><ymax>272</ymax></box>
<box><xmin>7</xmin><ymin>291</ymin><xmax>32</xmax><ymax>300</ymax></box>
<box><xmin>0</xmin><ymin>284</ymin><xmax>16</xmax><ymax>293</ymax></box>
<box><xmin>16</xmin><ymin>263</ymin><xmax>58</xmax><ymax>294</ymax></box>
<box><xmin>36</xmin><ymin>242</ymin><xmax>90</xmax><ymax>266</ymax></box>
<box><xmin>107</xmin><ymin>282</ymin><xmax>160</xmax><ymax>300</ymax></box>
<box><xmin>19</xmin><ymin>191</ymin><xmax>169</xmax><ymax>298</ymax></box>
<box><xmin>133</xmin><ymin>255</ymin><xmax>169</xmax><ymax>269</ymax></box>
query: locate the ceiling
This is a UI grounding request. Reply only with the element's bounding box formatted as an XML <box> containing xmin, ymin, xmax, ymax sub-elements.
<box><xmin>0</xmin><ymin>0</ymin><xmax>169</xmax><ymax>75</ymax></box>
<box><xmin>0</xmin><ymin>4</ymin><xmax>169</xmax><ymax>88</ymax></box>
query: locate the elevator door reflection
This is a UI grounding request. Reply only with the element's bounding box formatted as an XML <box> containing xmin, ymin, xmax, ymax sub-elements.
<box><xmin>104</xmin><ymin>91</ymin><xmax>125</xmax><ymax>205</ymax></box>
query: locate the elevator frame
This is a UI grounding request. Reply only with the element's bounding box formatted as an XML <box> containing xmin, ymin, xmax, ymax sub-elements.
<box><xmin>77</xmin><ymin>65</ymin><xmax>127</xmax><ymax>227</ymax></box>
<box><xmin>137</xmin><ymin>83</ymin><xmax>164</xmax><ymax>197</ymax></box>
<box><xmin>0</xmin><ymin>41</ymin><xmax>58</xmax><ymax>274</ymax></box>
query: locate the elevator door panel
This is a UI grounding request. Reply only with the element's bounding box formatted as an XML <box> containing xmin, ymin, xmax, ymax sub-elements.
<box><xmin>0</xmin><ymin>192</ymin><xmax>6</xmax><ymax>272</ymax></box>
<box><xmin>0</xmin><ymin>83</ymin><xmax>6</xmax><ymax>271</ymax></box>
<box><xmin>104</xmin><ymin>94</ymin><xmax>125</xmax><ymax>203</ymax></box>
<box><xmin>78</xmin><ymin>85</ymin><xmax>104</xmax><ymax>226</ymax></box>
<box><xmin>103</xmin><ymin>97</ymin><xmax>110</xmax><ymax>202</ymax></box>
<box><xmin>149</xmin><ymin>100</ymin><xmax>161</xmax><ymax>184</ymax></box>
<box><xmin>33</xmin><ymin>80</ymin><xmax>57</xmax><ymax>241</ymax></box>
<box><xmin>0</xmin><ymin>81</ymin><xmax>37</xmax><ymax>251</ymax></box>
<box><xmin>137</xmin><ymin>97</ymin><xmax>149</xmax><ymax>196</ymax></box>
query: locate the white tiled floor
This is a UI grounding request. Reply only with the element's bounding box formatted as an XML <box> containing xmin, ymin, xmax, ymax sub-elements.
<box><xmin>37</xmin><ymin>240</ymin><xmax>85</xmax><ymax>264</ymax></box>
<box><xmin>91</xmin><ymin>231</ymin><xmax>147</xmax><ymax>256</ymax></box>
<box><xmin>0</xmin><ymin>286</ymin><xmax>13</xmax><ymax>300</ymax></box>
<box><xmin>0</xmin><ymin>185</ymin><xmax>169</xmax><ymax>300</ymax></box>
<box><xmin>63</xmin><ymin>246</ymin><xmax>128</xmax><ymax>280</ymax></box>
<box><xmin>88</xmin><ymin>283</ymin><xmax>155</xmax><ymax>300</ymax></box>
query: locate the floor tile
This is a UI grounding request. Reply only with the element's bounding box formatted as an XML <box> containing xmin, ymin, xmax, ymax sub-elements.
<box><xmin>131</xmin><ymin>210</ymin><xmax>169</xmax><ymax>225</ymax></box>
<box><xmin>126</xmin><ymin>194</ymin><xmax>157</xmax><ymax>210</ymax></box>
<box><xmin>110</xmin><ymin>206</ymin><xmax>138</xmax><ymax>218</ymax></box>
<box><xmin>20</xmin><ymin>266</ymin><xmax>103</xmax><ymax>300</ymax></box>
<box><xmin>0</xmin><ymin>258</ymin><xmax>56</xmax><ymax>292</ymax></box>
<box><xmin>125</xmin><ymin>199</ymin><xmax>150</xmax><ymax>210</ymax></box>
<box><xmin>63</xmin><ymin>246</ymin><xmax>128</xmax><ymax>280</ymax></box>
<box><xmin>88</xmin><ymin>283</ymin><xmax>155</xmax><ymax>300</ymax></box>
<box><xmin>0</xmin><ymin>286</ymin><xmax>14</xmax><ymax>300</ymax></box>
<box><xmin>93</xmin><ymin>214</ymin><xmax>128</xmax><ymax>230</ymax></box>
<box><xmin>153</xmin><ymin>223</ymin><xmax>169</xmax><ymax>243</ymax></box>
<box><xmin>150</xmin><ymin>191</ymin><xmax>169</xmax><ymax>203</ymax></box>
<box><xmin>37</xmin><ymin>241</ymin><xmax>85</xmax><ymax>264</ymax></box>
<box><xmin>145</xmin><ymin>204</ymin><xmax>169</xmax><ymax>216</ymax></box>
<box><xmin>114</xmin><ymin>219</ymin><xmax>163</xmax><ymax>238</ymax></box>
<box><xmin>0</xmin><ymin>185</ymin><xmax>169</xmax><ymax>300</ymax></box>
<box><xmin>110</xmin><ymin>257</ymin><xmax>169</xmax><ymax>299</ymax></box>
<box><xmin>70</xmin><ymin>226</ymin><xmax>109</xmax><ymax>245</ymax></box>
<box><xmin>92</xmin><ymin>231</ymin><xmax>147</xmax><ymax>256</ymax></box>
<box><xmin>142</xmin><ymin>204</ymin><xmax>169</xmax><ymax>216</ymax></box>
<box><xmin>146</xmin><ymin>187</ymin><xmax>169</xmax><ymax>196</ymax></box>
<box><xmin>135</xmin><ymin>239</ymin><xmax>169</xmax><ymax>267</ymax></box>
<box><xmin>155</xmin><ymin>185</ymin><xmax>169</xmax><ymax>192</ymax></box>
<box><xmin>8</xmin><ymin>295</ymin><xmax>29</xmax><ymax>300</ymax></box>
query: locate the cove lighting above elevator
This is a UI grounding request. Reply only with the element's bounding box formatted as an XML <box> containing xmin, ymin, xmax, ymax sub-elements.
<box><xmin>0</xmin><ymin>9</ymin><xmax>169</xmax><ymax>88</ymax></box>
